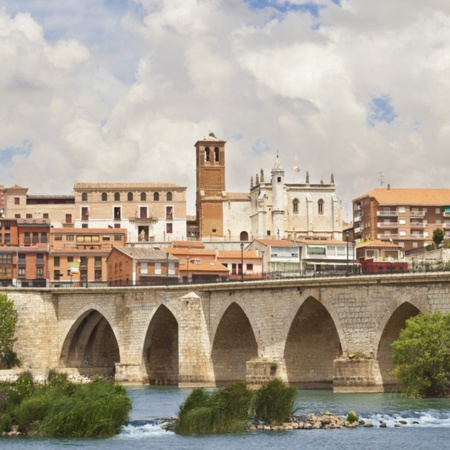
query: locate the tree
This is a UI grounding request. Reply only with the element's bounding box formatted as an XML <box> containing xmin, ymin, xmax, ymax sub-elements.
<box><xmin>0</xmin><ymin>293</ymin><xmax>19</xmax><ymax>368</ymax></box>
<box><xmin>391</xmin><ymin>312</ymin><xmax>450</xmax><ymax>397</ymax></box>
<box><xmin>432</xmin><ymin>228</ymin><xmax>445</xmax><ymax>248</ymax></box>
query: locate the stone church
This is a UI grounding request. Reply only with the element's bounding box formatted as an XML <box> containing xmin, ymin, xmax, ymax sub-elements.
<box><xmin>195</xmin><ymin>133</ymin><xmax>342</xmax><ymax>241</ymax></box>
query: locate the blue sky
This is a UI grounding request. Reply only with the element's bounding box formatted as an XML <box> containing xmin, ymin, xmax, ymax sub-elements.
<box><xmin>1</xmin><ymin>0</ymin><xmax>450</xmax><ymax>219</ymax></box>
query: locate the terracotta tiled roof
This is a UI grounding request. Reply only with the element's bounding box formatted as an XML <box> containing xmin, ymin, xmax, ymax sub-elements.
<box><xmin>356</xmin><ymin>239</ymin><xmax>401</xmax><ymax>249</ymax></box>
<box><xmin>171</xmin><ymin>241</ymin><xmax>204</xmax><ymax>248</ymax></box>
<box><xmin>354</xmin><ymin>188</ymin><xmax>450</xmax><ymax>205</ymax></box>
<box><xmin>164</xmin><ymin>248</ymin><xmax>216</xmax><ymax>256</ymax></box>
<box><xmin>217</xmin><ymin>250</ymin><xmax>261</xmax><ymax>259</ymax></box>
<box><xmin>255</xmin><ymin>239</ymin><xmax>299</xmax><ymax>247</ymax></box>
<box><xmin>113</xmin><ymin>247</ymin><xmax>178</xmax><ymax>261</ymax></box>
<box><xmin>51</xmin><ymin>228</ymin><xmax>126</xmax><ymax>234</ymax></box>
<box><xmin>296</xmin><ymin>238</ymin><xmax>347</xmax><ymax>245</ymax></box>
<box><xmin>179</xmin><ymin>258</ymin><xmax>229</xmax><ymax>273</ymax></box>
<box><xmin>74</xmin><ymin>182</ymin><xmax>184</xmax><ymax>189</ymax></box>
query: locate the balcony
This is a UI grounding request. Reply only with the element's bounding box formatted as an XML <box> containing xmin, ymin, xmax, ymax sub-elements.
<box><xmin>410</xmin><ymin>222</ymin><xmax>425</xmax><ymax>229</ymax></box>
<box><xmin>377</xmin><ymin>210</ymin><xmax>398</xmax><ymax>217</ymax></box>
<box><xmin>443</xmin><ymin>222</ymin><xmax>450</xmax><ymax>229</ymax></box>
<box><xmin>377</xmin><ymin>234</ymin><xmax>399</xmax><ymax>240</ymax></box>
<box><xmin>354</xmin><ymin>215</ymin><xmax>362</xmax><ymax>223</ymax></box>
<box><xmin>354</xmin><ymin>227</ymin><xmax>362</xmax><ymax>234</ymax></box>
<box><xmin>377</xmin><ymin>222</ymin><xmax>399</xmax><ymax>229</ymax></box>
<box><xmin>444</xmin><ymin>211</ymin><xmax>450</xmax><ymax>217</ymax></box>
<box><xmin>410</xmin><ymin>211</ymin><xmax>426</xmax><ymax>218</ymax></box>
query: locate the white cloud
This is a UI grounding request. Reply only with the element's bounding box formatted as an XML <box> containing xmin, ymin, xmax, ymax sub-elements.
<box><xmin>1</xmin><ymin>1</ymin><xmax>450</xmax><ymax>220</ymax></box>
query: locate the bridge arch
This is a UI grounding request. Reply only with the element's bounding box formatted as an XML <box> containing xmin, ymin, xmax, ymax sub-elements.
<box><xmin>60</xmin><ymin>309</ymin><xmax>120</xmax><ymax>375</ymax></box>
<box><xmin>376</xmin><ymin>301</ymin><xmax>423</xmax><ymax>389</ymax></box>
<box><xmin>284</xmin><ymin>296</ymin><xmax>342</xmax><ymax>388</ymax></box>
<box><xmin>211</xmin><ymin>302</ymin><xmax>258</xmax><ymax>385</ymax></box>
<box><xmin>142</xmin><ymin>304</ymin><xmax>179</xmax><ymax>385</ymax></box>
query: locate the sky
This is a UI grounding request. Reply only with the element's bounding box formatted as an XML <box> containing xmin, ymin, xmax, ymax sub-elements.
<box><xmin>2</xmin><ymin>0</ymin><xmax>450</xmax><ymax>219</ymax></box>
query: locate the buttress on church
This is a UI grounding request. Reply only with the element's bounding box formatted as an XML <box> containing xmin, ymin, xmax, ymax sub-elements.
<box><xmin>195</xmin><ymin>133</ymin><xmax>343</xmax><ymax>242</ymax></box>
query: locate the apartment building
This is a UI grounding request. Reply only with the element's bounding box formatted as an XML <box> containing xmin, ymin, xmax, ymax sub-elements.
<box><xmin>49</xmin><ymin>227</ymin><xmax>127</xmax><ymax>285</ymax></box>
<box><xmin>353</xmin><ymin>187</ymin><xmax>450</xmax><ymax>252</ymax></box>
<box><xmin>0</xmin><ymin>218</ymin><xmax>50</xmax><ymax>287</ymax></box>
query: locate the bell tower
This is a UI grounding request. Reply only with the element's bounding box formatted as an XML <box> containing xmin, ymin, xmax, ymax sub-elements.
<box><xmin>195</xmin><ymin>133</ymin><xmax>226</xmax><ymax>239</ymax></box>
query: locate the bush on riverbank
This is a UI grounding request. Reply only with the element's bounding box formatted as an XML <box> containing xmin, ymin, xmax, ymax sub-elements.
<box><xmin>175</xmin><ymin>379</ymin><xmax>297</xmax><ymax>435</ymax></box>
<box><xmin>391</xmin><ymin>312</ymin><xmax>450</xmax><ymax>398</ymax></box>
<box><xmin>0</xmin><ymin>371</ymin><xmax>132</xmax><ymax>437</ymax></box>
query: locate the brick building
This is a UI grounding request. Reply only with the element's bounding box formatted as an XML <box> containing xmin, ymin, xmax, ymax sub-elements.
<box><xmin>353</xmin><ymin>187</ymin><xmax>450</xmax><ymax>252</ymax></box>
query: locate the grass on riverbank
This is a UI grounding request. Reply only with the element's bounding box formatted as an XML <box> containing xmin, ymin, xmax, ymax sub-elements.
<box><xmin>175</xmin><ymin>379</ymin><xmax>297</xmax><ymax>435</ymax></box>
<box><xmin>0</xmin><ymin>371</ymin><xmax>132</xmax><ymax>438</ymax></box>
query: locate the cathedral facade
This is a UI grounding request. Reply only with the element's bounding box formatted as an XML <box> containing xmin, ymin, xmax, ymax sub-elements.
<box><xmin>195</xmin><ymin>133</ymin><xmax>343</xmax><ymax>241</ymax></box>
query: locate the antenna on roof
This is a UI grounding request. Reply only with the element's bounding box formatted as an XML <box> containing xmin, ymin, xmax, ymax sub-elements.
<box><xmin>379</xmin><ymin>172</ymin><xmax>384</xmax><ymax>187</ymax></box>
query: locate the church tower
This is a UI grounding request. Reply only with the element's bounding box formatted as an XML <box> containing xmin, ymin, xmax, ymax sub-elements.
<box><xmin>271</xmin><ymin>153</ymin><xmax>285</xmax><ymax>239</ymax></box>
<box><xmin>195</xmin><ymin>133</ymin><xmax>226</xmax><ymax>239</ymax></box>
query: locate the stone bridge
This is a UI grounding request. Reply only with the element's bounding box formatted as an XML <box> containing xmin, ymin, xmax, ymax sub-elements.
<box><xmin>4</xmin><ymin>272</ymin><xmax>450</xmax><ymax>392</ymax></box>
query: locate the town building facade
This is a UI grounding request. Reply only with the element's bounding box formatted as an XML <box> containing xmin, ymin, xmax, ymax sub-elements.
<box><xmin>353</xmin><ymin>187</ymin><xmax>450</xmax><ymax>252</ymax></box>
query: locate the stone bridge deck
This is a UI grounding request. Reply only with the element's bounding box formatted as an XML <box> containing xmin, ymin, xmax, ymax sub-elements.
<box><xmin>4</xmin><ymin>272</ymin><xmax>450</xmax><ymax>392</ymax></box>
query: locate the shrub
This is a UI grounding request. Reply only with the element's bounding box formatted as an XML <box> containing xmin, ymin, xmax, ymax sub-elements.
<box><xmin>254</xmin><ymin>378</ymin><xmax>297</xmax><ymax>425</ymax></box>
<box><xmin>176</xmin><ymin>382</ymin><xmax>254</xmax><ymax>435</ymax></box>
<box><xmin>391</xmin><ymin>312</ymin><xmax>450</xmax><ymax>397</ymax></box>
<box><xmin>0</xmin><ymin>293</ymin><xmax>19</xmax><ymax>368</ymax></box>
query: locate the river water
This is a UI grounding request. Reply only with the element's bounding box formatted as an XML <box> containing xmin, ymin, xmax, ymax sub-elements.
<box><xmin>2</xmin><ymin>386</ymin><xmax>450</xmax><ymax>450</ymax></box>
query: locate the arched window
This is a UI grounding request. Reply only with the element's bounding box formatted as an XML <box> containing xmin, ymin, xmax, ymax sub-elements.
<box><xmin>166</xmin><ymin>192</ymin><xmax>172</xmax><ymax>201</ymax></box>
<box><xmin>114</xmin><ymin>192</ymin><xmax>120</xmax><ymax>202</ymax></box>
<box><xmin>140</xmin><ymin>192</ymin><xmax>146</xmax><ymax>201</ymax></box>
<box><xmin>128</xmin><ymin>192</ymin><xmax>133</xmax><ymax>201</ymax></box>
<box><xmin>293</xmin><ymin>198</ymin><xmax>299</xmax><ymax>214</ymax></box>
<box><xmin>214</xmin><ymin>147</ymin><xmax>219</xmax><ymax>162</ymax></box>
<box><xmin>154</xmin><ymin>192</ymin><xmax>159</xmax><ymax>201</ymax></box>
<box><xmin>318</xmin><ymin>199</ymin><xmax>324</xmax><ymax>215</ymax></box>
<box><xmin>205</xmin><ymin>147</ymin><xmax>210</xmax><ymax>162</ymax></box>
<box><xmin>81</xmin><ymin>193</ymin><xmax>88</xmax><ymax>202</ymax></box>
<box><xmin>240</xmin><ymin>231</ymin><xmax>249</xmax><ymax>241</ymax></box>
<box><xmin>101</xmin><ymin>192</ymin><xmax>108</xmax><ymax>202</ymax></box>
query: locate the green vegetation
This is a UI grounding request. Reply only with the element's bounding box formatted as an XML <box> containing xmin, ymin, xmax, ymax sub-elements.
<box><xmin>432</xmin><ymin>228</ymin><xmax>445</xmax><ymax>249</ymax></box>
<box><xmin>254</xmin><ymin>378</ymin><xmax>297</xmax><ymax>425</ymax></box>
<box><xmin>0</xmin><ymin>293</ymin><xmax>20</xmax><ymax>368</ymax></box>
<box><xmin>391</xmin><ymin>312</ymin><xmax>450</xmax><ymax>397</ymax></box>
<box><xmin>0</xmin><ymin>371</ymin><xmax>132</xmax><ymax>437</ymax></box>
<box><xmin>175</xmin><ymin>379</ymin><xmax>297</xmax><ymax>435</ymax></box>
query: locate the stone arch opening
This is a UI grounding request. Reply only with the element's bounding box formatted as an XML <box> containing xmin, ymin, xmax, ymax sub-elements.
<box><xmin>60</xmin><ymin>309</ymin><xmax>120</xmax><ymax>377</ymax></box>
<box><xmin>143</xmin><ymin>305</ymin><xmax>179</xmax><ymax>385</ymax></box>
<box><xmin>284</xmin><ymin>297</ymin><xmax>341</xmax><ymax>388</ymax></box>
<box><xmin>377</xmin><ymin>302</ymin><xmax>421</xmax><ymax>390</ymax></box>
<box><xmin>211</xmin><ymin>303</ymin><xmax>257</xmax><ymax>386</ymax></box>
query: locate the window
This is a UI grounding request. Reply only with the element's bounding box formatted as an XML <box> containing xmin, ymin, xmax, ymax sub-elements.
<box><xmin>114</xmin><ymin>207</ymin><xmax>121</xmax><ymax>220</ymax></box>
<box><xmin>43</xmin><ymin>213</ymin><xmax>49</xmax><ymax>219</ymax></box>
<box><xmin>153</xmin><ymin>192</ymin><xmax>159</xmax><ymax>201</ymax></box>
<box><xmin>246</xmin><ymin>263</ymin><xmax>253</xmax><ymax>271</ymax></box>
<box><xmin>81</xmin><ymin>207</ymin><xmax>89</xmax><ymax>220</ymax></box>
<box><xmin>14</xmin><ymin>197</ymin><xmax>20</xmax><ymax>205</ymax></box>
<box><xmin>205</xmin><ymin>147</ymin><xmax>210</xmax><ymax>161</ymax></box>
<box><xmin>66</xmin><ymin>235</ymin><xmax>74</xmax><ymax>241</ymax></box>
<box><xmin>140</xmin><ymin>192</ymin><xmax>146</xmax><ymax>201</ymax></box>
<box><xmin>114</xmin><ymin>192</ymin><xmax>120</xmax><ymax>201</ymax></box>
<box><xmin>398</xmin><ymin>207</ymin><xmax>405</xmax><ymax>213</ymax></box>
<box><xmin>140</xmin><ymin>262</ymin><xmax>148</xmax><ymax>274</ymax></box>
<box><xmin>82</xmin><ymin>192</ymin><xmax>88</xmax><ymax>202</ymax></box>
<box><xmin>95</xmin><ymin>270</ymin><xmax>102</xmax><ymax>280</ymax></box>
<box><xmin>140</xmin><ymin>207</ymin><xmax>147</xmax><ymax>219</ymax></box>
<box><xmin>32</xmin><ymin>232</ymin><xmax>39</xmax><ymax>243</ymax></box>
<box><xmin>95</xmin><ymin>256</ymin><xmax>102</xmax><ymax>267</ymax></box>
<box><xmin>4</xmin><ymin>234</ymin><xmax>10</xmax><ymax>244</ymax></box>
<box><xmin>214</xmin><ymin>147</ymin><xmax>219</xmax><ymax>162</ymax></box>
<box><xmin>436</xmin><ymin>208</ymin><xmax>441</xmax><ymax>214</ymax></box>
<box><xmin>18</xmin><ymin>267</ymin><xmax>25</xmax><ymax>277</ymax></box>
<box><xmin>293</xmin><ymin>198</ymin><xmax>299</xmax><ymax>214</ymax></box>
<box><xmin>15</xmin><ymin>214</ymin><xmax>20</xmax><ymax>218</ymax></box>
<box><xmin>166</xmin><ymin>192</ymin><xmax>172</xmax><ymax>201</ymax></box>
<box><xmin>67</xmin><ymin>256</ymin><xmax>74</xmax><ymax>262</ymax></box>
<box><xmin>277</xmin><ymin>176</ymin><xmax>281</xmax><ymax>182</ymax></box>
<box><xmin>26</xmin><ymin>214</ymin><xmax>32</xmax><ymax>219</ymax></box>
<box><xmin>126</xmin><ymin>192</ymin><xmax>133</xmax><ymax>201</ymax></box>
<box><xmin>114</xmin><ymin>234</ymin><xmax>122</xmax><ymax>241</ymax></box>
<box><xmin>54</xmin><ymin>256</ymin><xmax>60</xmax><ymax>267</ymax></box>
<box><xmin>166</xmin><ymin>223</ymin><xmax>173</xmax><ymax>234</ymax></box>
<box><xmin>4</xmin><ymin>221</ymin><xmax>10</xmax><ymax>230</ymax></box>
<box><xmin>41</xmin><ymin>232</ymin><xmax>47</xmax><ymax>243</ymax></box>
<box><xmin>318</xmin><ymin>199</ymin><xmax>324</xmax><ymax>215</ymax></box>
<box><xmin>103</xmin><ymin>236</ymin><xmax>110</xmax><ymax>241</ymax></box>
<box><xmin>102</xmin><ymin>192</ymin><xmax>108</xmax><ymax>201</ymax></box>
<box><xmin>65</xmin><ymin>214</ymin><xmax>72</xmax><ymax>224</ymax></box>
<box><xmin>166</xmin><ymin>206</ymin><xmax>173</xmax><ymax>220</ymax></box>
<box><xmin>36</xmin><ymin>254</ymin><xmax>44</xmax><ymax>265</ymax></box>
<box><xmin>18</xmin><ymin>254</ymin><xmax>26</xmax><ymax>264</ymax></box>
<box><xmin>155</xmin><ymin>262</ymin><xmax>161</xmax><ymax>275</ymax></box>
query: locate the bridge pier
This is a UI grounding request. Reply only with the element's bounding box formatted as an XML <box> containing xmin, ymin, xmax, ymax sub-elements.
<box><xmin>333</xmin><ymin>358</ymin><xmax>384</xmax><ymax>393</ymax></box>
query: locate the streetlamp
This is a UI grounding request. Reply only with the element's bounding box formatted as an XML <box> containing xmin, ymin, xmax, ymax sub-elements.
<box><xmin>166</xmin><ymin>252</ymin><xmax>169</xmax><ymax>286</ymax></box>
<box><xmin>240</xmin><ymin>242</ymin><xmax>244</xmax><ymax>282</ymax></box>
<box><xmin>345</xmin><ymin>230</ymin><xmax>349</xmax><ymax>276</ymax></box>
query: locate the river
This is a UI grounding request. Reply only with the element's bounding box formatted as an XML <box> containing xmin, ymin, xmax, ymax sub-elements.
<box><xmin>2</xmin><ymin>386</ymin><xmax>450</xmax><ymax>450</ymax></box>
